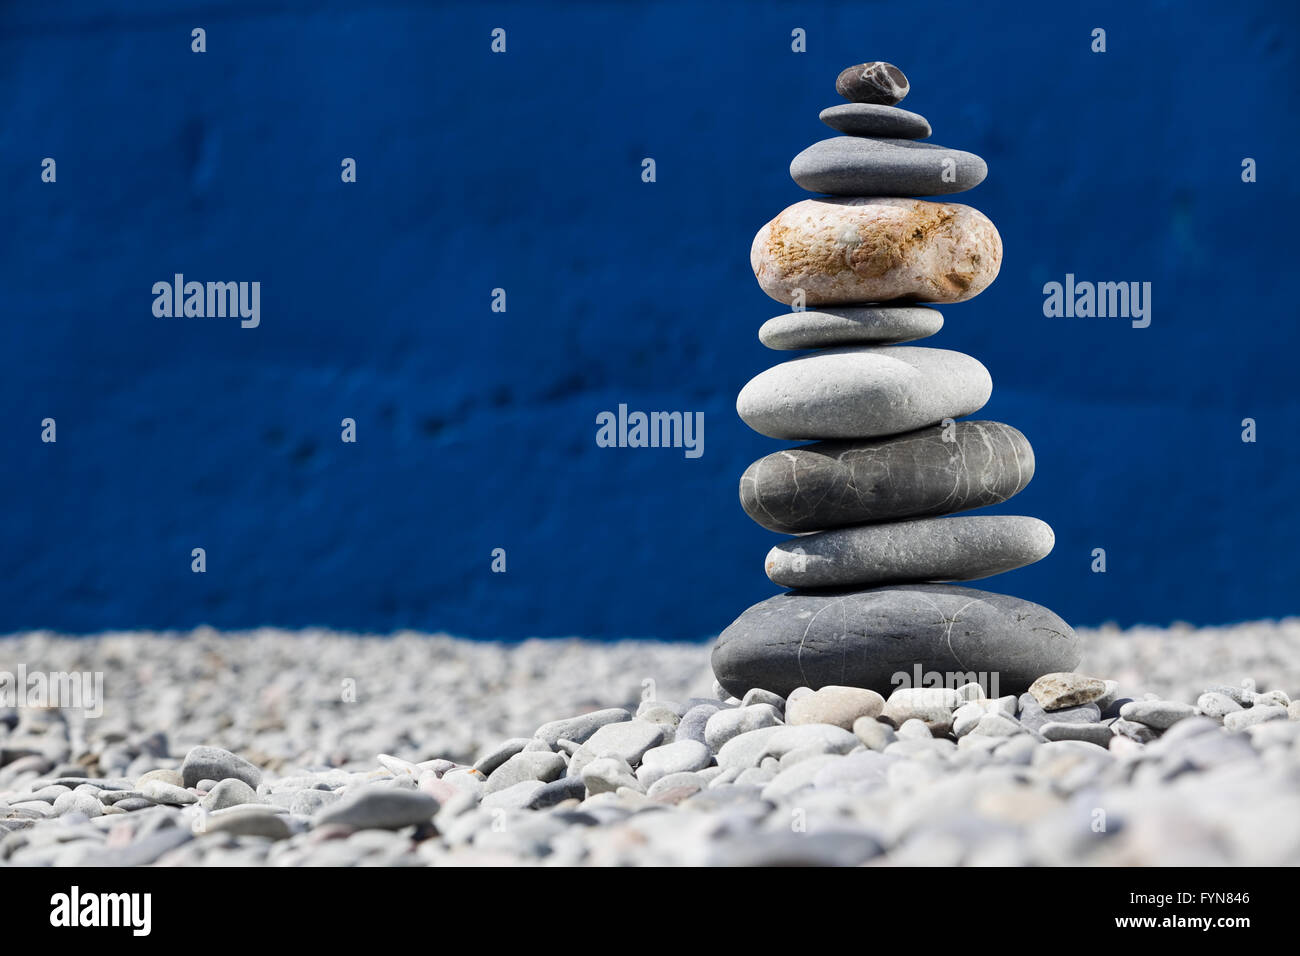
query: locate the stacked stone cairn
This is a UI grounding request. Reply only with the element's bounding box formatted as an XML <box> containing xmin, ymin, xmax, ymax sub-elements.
<box><xmin>713</xmin><ymin>62</ymin><xmax>1080</xmax><ymax>701</ymax></box>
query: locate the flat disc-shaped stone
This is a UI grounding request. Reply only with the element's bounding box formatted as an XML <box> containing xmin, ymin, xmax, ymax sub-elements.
<box><xmin>736</xmin><ymin>346</ymin><xmax>991</xmax><ymax>441</ymax></box>
<box><xmin>711</xmin><ymin>584</ymin><xmax>1080</xmax><ymax>698</ymax></box>
<box><xmin>791</xmin><ymin>137</ymin><xmax>987</xmax><ymax>197</ymax></box>
<box><xmin>758</xmin><ymin>306</ymin><xmax>942</xmax><ymax>350</ymax></box>
<box><xmin>819</xmin><ymin>103</ymin><xmax>931</xmax><ymax>139</ymax></box>
<box><xmin>739</xmin><ymin>421</ymin><xmax>1034</xmax><ymax>533</ymax></box>
<box><xmin>765</xmin><ymin>515</ymin><xmax>1055</xmax><ymax>588</ymax></box>
<box><xmin>751</xmin><ymin>198</ymin><xmax>1002</xmax><ymax>306</ymax></box>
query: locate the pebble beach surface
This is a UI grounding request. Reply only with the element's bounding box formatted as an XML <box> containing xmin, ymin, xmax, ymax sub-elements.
<box><xmin>2</xmin><ymin>621</ymin><xmax>1300</xmax><ymax>867</ymax></box>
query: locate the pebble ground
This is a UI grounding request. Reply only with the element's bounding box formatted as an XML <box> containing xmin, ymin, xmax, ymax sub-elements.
<box><xmin>2</xmin><ymin>620</ymin><xmax>1298</xmax><ymax>866</ymax></box>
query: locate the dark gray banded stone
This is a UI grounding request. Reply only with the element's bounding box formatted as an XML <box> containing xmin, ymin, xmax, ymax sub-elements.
<box><xmin>739</xmin><ymin>420</ymin><xmax>1035</xmax><ymax>534</ymax></box>
<box><xmin>712</xmin><ymin>584</ymin><xmax>1079</xmax><ymax>699</ymax></box>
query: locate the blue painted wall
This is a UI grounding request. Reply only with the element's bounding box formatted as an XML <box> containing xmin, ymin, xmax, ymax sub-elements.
<box><xmin>2</xmin><ymin>0</ymin><xmax>1297</xmax><ymax>638</ymax></box>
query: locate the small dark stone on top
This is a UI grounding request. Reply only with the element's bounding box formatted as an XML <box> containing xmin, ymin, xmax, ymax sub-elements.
<box><xmin>836</xmin><ymin>61</ymin><xmax>909</xmax><ymax>105</ymax></box>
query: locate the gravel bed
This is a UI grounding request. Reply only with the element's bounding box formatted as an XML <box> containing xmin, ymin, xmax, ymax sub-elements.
<box><xmin>1</xmin><ymin>620</ymin><xmax>1298</xmax><ymax>866</ymax></box>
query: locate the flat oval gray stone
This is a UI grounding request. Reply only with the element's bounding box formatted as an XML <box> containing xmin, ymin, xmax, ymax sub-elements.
<box><xmin>199</xmin><ymin>778</ymin><xmax>261</xmax><ymax>811</ymax></box>
<box><xmin>138</xmin><ymin>780</ymin><xmax>198</xmax><ymax>806</ymax></box>
<box><xmin>636</xmin><ymin>739</ymin><xmax>712</xmax><ymax>787</ymax></box>
<box><xmin>290</xmin><ymin>789</ymin><xmax>340</xmax><ymax>815</ymax></box>
<box><xmin>740</xmin><ymin>420</ymin><xmax>1034</xmax><ymax>533</ymax></box>
<box><xmin>791</xmin><ymin>137</ymin><xmax>987</xmax><ymax>197</ymax></box>
<box><xmin>525</xmin><ymin>776</ymin><xmax>587</xmax><ymax>810</ymax></box>
<box><xmin>704</xmin><ymin>704</ymin><xmax>782</xmax><ymax>751</ymax></box>
<box><xmin>1040</xmin><ymin>722</ymin><xmax>1113</xmax><ymax>747</ymax></box>
<box><xmin>1017</xmin><ymin>694</ymin><xmax>1100</xmax><ymax>733</ymax></box>
<box><xmin>675</xmin><ymin>703</ymin><xmax>721</xmax><ymax>745</ymax></box>
<box><xmin>764</xmin><ymin>515</ymin><xmax>1054</xmax><ymax>588</ymax></box>
<box><xmin>180</xmin><ymin>746</ymin><xmax>263</xmax><ymax>790</ymax></box>
<box><xmin>759</xmin><ymin>306</ymin><xmax>942</xmax><ymax>350</ymax></box>
<box><xmin>533</xmin><ymin>708</ymin><xmax>631</xmax><ymax>746</ymax></box>
<box><xmin>484</xmin><ymin>751</ymin><xmax>567</xmax><ymax>794</ymax></box>
<box><xmin>836</xmin><ymin>61</ymin><xmax>909</xmax><ymax>105</ymax></box>
<box><xmin>581</xmin><ymin>720</ymin><xmax>665</xmax><ymax>766</ymax></box>
<box><xmin>200</xmin><ymin>804</ymin><xmax>292</xmax><ymax>841</ymax></box>
<box><xmin>1196</xmin><ymin>691</ymin><xmax>1242</xmax><ymax>719</ymax></box>
<box><xmin>471</xmin><ymin>737</ymin><xmax>531</xmax><ymax>776</ymax></box>
<box><xmin>715</xmin><ymin>726</ymin><xmax>786</xmax><ymax>771</ymax></box>
<box><xmin>1225</xmin><ymin>705</ymin><xmax>1288</xmax><ymax>731</ymax></box>
<box><xmin>737</xmin><ymin>346</ymin><xmax>990</xmax><ymax>441</ymax></box>
<box><xmin>316</xmin><ymin>788</ymin><xmax>439</xmax><ymax>830</ymax></box>
<box><xmin>113</xmin><ymin>797</ymin><xmax>156</xmax><ymax>813</ymax></box>
<box><xmin>480</xmin><ymin>779</ymin><xmax>547</xmax><ymax>810</ymax></box>
<box><xmin>1119</xmin><ymin>700</ymin><xmax>1199</xmax><ymax>730</ymax></box>
<box><xmin>51</xmin><ymin>791</ymin><xmax>103</xmax><ymax>818</ymax></box>
<box><xmin>711</xmin><ymin>584</ymin><xmax>1079</xmax><ymax>699</ymax></box>
<box><xmin>820</xmin><ymin>103</ymin><xmax>931</xmax><ymax>139</ymax></box>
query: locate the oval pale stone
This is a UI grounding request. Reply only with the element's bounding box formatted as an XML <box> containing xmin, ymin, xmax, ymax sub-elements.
<box><xmin>764</xmin><ymin>515</ymin><xmax>1055</xmax><ymax>588</ymax></box>
<box><xmin>790</xmin><ymin>137</ymin><xmax>987</xmax><ymax>196</ymax></box>
<box><xmin>711</xmin><ymin>585</ymin><xmax>1080</xmax><ymax>698</ymax></box>
<box><xmin>736</xmin><ymin>346</ymin><xmax>991</xmax><ymax>440</ymax></box>
<box><xmin>758</xmin><ymin>306</ymin><xmax>942</xmax><ymax>350</ymax></box>
<box><xmin>751</xmin><ymin>197</ymin><xmax>1002</xmax><ymax>305</ymax></box>
<box><xmin>739</xmin><ymin>421</ymin><xmax>1034</xmax><ymax>533</ymax></box>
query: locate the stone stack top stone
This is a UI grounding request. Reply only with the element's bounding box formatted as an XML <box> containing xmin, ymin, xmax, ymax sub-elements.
<box><xmin>799</xmin><ymin>62</ymin><xmax>986</xmax><ymax>199</ymax></box>
<box><xmin>836</xmin><ymin>62</ymin><xmax>909</xmax><ymax>105</ymax></box>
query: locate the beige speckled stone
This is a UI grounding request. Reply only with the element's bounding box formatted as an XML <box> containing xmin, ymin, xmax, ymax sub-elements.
<box><xmin>1028</xmin><ymin>672</ymin><xmax>1109</xmax><ymax>711</ymax></box>
<box><xmin>751</xmin><ymin>197</ymin><xmax>1002</xmax><ymax>306</ymax></box>
<box><xmin>135</xmin><ymin>768</ymin><xmax>184</xmax><ymax>789</ymax></box>
<box><xmin>786</xmin><ymin>686</ymin><xmax>885</xmax><ymax>729</ymax></box>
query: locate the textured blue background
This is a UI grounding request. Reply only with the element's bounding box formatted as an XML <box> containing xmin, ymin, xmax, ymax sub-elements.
<box><xmin>2</xmin><ymin>0</ymin><xmax>1297</xmax><ymax>638</ymax></box>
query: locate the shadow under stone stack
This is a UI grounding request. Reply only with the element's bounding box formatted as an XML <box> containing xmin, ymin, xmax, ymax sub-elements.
<box><xmin>713</xmin><ymin>62</ymin><xmax>1080</xmax><ymax>699</ymax></box>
